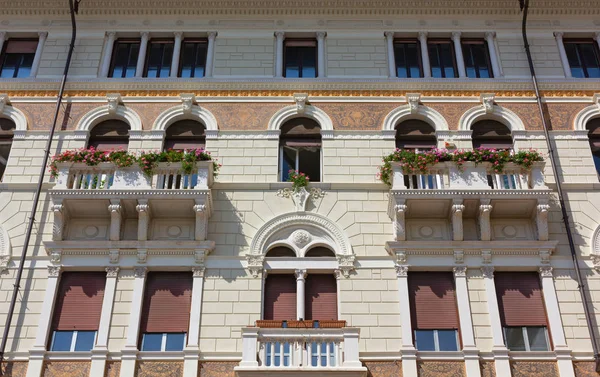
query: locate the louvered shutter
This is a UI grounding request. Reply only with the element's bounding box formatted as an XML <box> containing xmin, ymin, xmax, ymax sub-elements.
<box><xmin>395</xmin><ymin>119</ymin><xmax>437</xmax><ymax>150</ymax></box>
<box><xmin>88</xmin><ymin>120</ymin><xmax>130</xmax><ymax>151</ymax></box>
<box><xmin>264</xmin><ymin>274</ymin><xmax>296</xmax><ymax>321</ymax></box>
<box><xmin>280</xmin><ymin>118</ymin><xmax>322</xmax><ymax>147</ymax></box>
<box><xmin>409</xmin><ymin>272</ymin><xmax>459</xmax><ymax>330</ymax></box>
<box><xmin>305</xmin><ymin>274</ymin><xmax>337</xmax><ymax>321</ymax></box>
<box><xmin>164</xmin><ymin>120</ymin><xmax>206</xmax><ymax>150</ymax></box>
<box><xmin>52</xmin><ymin>272</ymin><xmax>106</xmax><ymax>331</ymax></box>
<box><xmin>140</xmin><ymin>272</ymin><xmax>193</xmax><ymax>333</ymax></box>
<box><xmin>471</xmin><ymin>120</ymin><xmax>513</xmax><ymax>149</ymax></box>
<box><xmin>495</xmin><ymin>272</ymin><xmax>548</xmax><ymax>327</ymax></box>
<box><xmin>6</xmin><ymin>40</ymin><xmax>38</xmax><ymax>53</ymax></box>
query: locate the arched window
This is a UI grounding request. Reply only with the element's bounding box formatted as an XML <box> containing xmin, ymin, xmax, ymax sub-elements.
<box><xmin>266</xmin><ymin>247</ymin><xmax>296</xmax><ymax>258</ymax></box>
<box><xmin>304</xmin><ymin>247</ymin><xmax>335</xmax><ymax>257</ymax></box>
<box><xmin>471</xmin><ymin>120</ymin><xmax>512</xmax><ymax>149</ymax></box>
<box><xmin>279</xmin><ymin>117</ymin><xmax>321</xmax><ymax>182</ymax></box>
<box><xmin>0</xmin><ymin>118</ymin><xmax>16</xmax><ymax>181</ymax></box>
<box><xmin>88</xmin><ymin>120</ymin><xmax>130</xmax><ymax>151</ymax></box>
<box><xmin>395</xmin><ymin>119</ymin><xmax>437</xmax><ymax>150</ymax></box>
<box><xmin>164</xmin><ymin>120</ymin><xmax>206</xmax><ymax>151</ymax></box>
<box><xmin>587</xmin><ymin>117</ymin><xmax>600</xmax><ymax>176</ymax></box>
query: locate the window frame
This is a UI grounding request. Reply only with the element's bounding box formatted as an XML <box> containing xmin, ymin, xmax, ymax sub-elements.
<box><xmin>461</xmin><ymin>39</ymin><xmax>494</xmax><ymax>78</ymax></box>
<box><xmin>0</xmin><ymin>38</ymin><xmax>38</xmax><ymax>78</ymax></box>
<box><xmin>0</xmin><ymin>138</ymin><xmax>13</xmax><ymax>181</ymax></box>
<box><xmin>143</xmin><ymin>38</ymin><xmax>175</xmax><ymax>78</ymax></box>
<box><xmin>108</xmin><ymin>38</ymin><xmax>141</xmax><ymax>78</ymax></box>
<box><xmin>563</xmin><ymin>38</ymin><xmax>600</xmax><ymax>78</ymax></box>
<box><xmin>414</xmin><ymin>329</ymin><xmax>460</xmax><ymax>352</ymax></box>
<box><xmin>393</xmin><ymin>39</ymin><xmax>423</xmax><ymax>78</ymax></box>
<box><xmin>427</xmin><ymin>39</ymin><xmax>458</xmax><ymax>78</ymax></box>
<box><xmin>278</xmin><ymin>145</ymin><xmax>323</xmax><ymax>183</ymax></box>
<box><xmin>283</xmin><ymin>39</ymin><xmax>318</xmax><ymax>78</ymax></box>
<box><xmin>141</xmin><ymin>332</ymin><xmax>187</xmax><ymax>352</ymax></box>
<box><xmin>503</xmin><ymin>326</ymin><xmax>550</xmax><ymax>352</ymax></box>
<box><xmin>50</xmin><ymin>330</ymin><xmax>97</xmax><ymax>352</ymax></box>
<box><xmin>178</xmin><ymin>38</ymin><xmax>208</xmax><ymax>78</ymax></box>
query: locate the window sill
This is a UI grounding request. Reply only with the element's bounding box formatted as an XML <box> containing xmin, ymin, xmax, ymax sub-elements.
<box><xmin>46</xmin><ymin>351</ymin><xmax>93</xmax><ymax>360</ymax></box>
<box><xmin>417</xmin><ymin>351</ymin><xmax>464</xmax><ymax>360</ymax></box>
<box><xmin>137</xmin><ymin>351</ymin><xmax>185</xmax><ymax>360</ymax></box>
<box><xmin>508</xmin><ymin>351</ymin><xmax>557</xmax><ymax>360</ymax></box>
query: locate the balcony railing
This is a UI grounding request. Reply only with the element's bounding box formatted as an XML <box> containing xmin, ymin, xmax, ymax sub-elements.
<box><xmin>237</xmin><ymin>327</ymin><xmax>364</xmax><ymax>373</ymax></box>
<box><xmin>391</xmin><ymin>161</ymin><xmax>547</xmax><ymax>191</ymax></box>
<box><xmin>53</xmin><ymin>161</ymin><xmax>213</xmax><ymax>191</ymax></box>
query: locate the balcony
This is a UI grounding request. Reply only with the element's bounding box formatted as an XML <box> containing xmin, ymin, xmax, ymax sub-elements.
<box><xmin>236</xmin><ymin>326</ymin><xmax>366</xmax><ymax>377</ymax></box>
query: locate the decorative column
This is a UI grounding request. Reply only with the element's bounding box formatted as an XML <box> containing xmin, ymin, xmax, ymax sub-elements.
<box><xmin>108</xmin><ymin>199</ymin><xmax>122</xmax><ymax>241</ymax></box>
<box><xmin>451</xmin><ymin>199</ymin><xmax>465</xmax><ymax>241</ymax></box>
<box><xmin>335</xmin><ymin>270</ymin><xmax>343</xmax><ymax>320</ymax></box>
<box><xmin>316</xmin><ymin>31</ymin><xmax>326</xmax><ymax>78</ymax></box>
<box><xmin>394</xmin><ymin>201</ymin><xmax>408</xmax><ymax>241</ymax></box>
<box><xmin>205</xmin><ymin>31</ymin><xmax>217</xmax><ymax>77</ymax></box>
<box><xmin>554</xmin><ymin>32</ymin><xmax>572</xmax><ymax>78</ymax></box>
<box><xmin>295</xmin><ymin>269</ymin><xmax>307</xmax><ymax>320</ymax></box>
<box><xmin>120</xmin><ymin>267</ymin><xmax>147</xmax><ymax>377</ymax></box>
<box><xmin>539</xmin><ymin>267</ymin><xmax>575</xmax><ymax>377</ymax></box>
<box><xmin>478</xmin><ymin>200</ymin><xmax>492</xmax><ymax>241</ymax></box>
<box><xmin>595</xmin><ymin>32</ymin><xmax>600</xmax><ymax>55</ymax></box>
<box><xmin>481</xmin><ymin>266</ymin><xmax>512</xmax><ymax>377</ymax></box>
<box><xmin>453</xmin><ymin>267</ymin><xmax>481</xmax><ymax>377</ymax></box>
<box><xmin>90</xmin><ymin>267</ymin><xmax>120</xmax><ymax>377</ymax></box>
<box><xmin>134</xmin><ymin>31</ymin><xmax>149</xmax><ymax>78</ymax></box>
<box><xmin>0</xmin><ymin>32</ymin><xmax>6</xmax><ymax>57</ymax></box>
<box><xmin>51</xmin><ymin>201</ymin><xmax>68</xmax><ymax>241</ymax></box>
<box><xmin>26</xmin><ymin>266</ymin><xmax>61</xmax><ymax>377</ymax></box>
<box><xmin>136</xmin><ymin>200</ymin><xmax>150</xmax><ymax>241</ymax></box>
<box><xmin>395</xmin><ymin>264</ymin><xmax>417</xmax><ymax>377</ymax></box>
<box><xmin>451</xmin><ymin>32</ymin><xmax>467</xmax><ymax>78</ymax></box>
<box><xmin>170</xmin><ymin>32</ymin><xmax>183</xmax><ymax>78</ymax></box>
<box><xmin>485</xmin><ymin>32</ymin><xmax>501</xmax><ymax>78</ymax></box>
<box><xmin>29</xmin><ymin>31</ymin><xmax>47</xmax><ymax>78</ymax></box>
<box><xmin>385</xmin><ymin>31</ymin><xmax>396</xmax><ymax>78</ymax></box>
<box><xmin>418</xmin><ymin>32</ymin><xmax>431</xmax><ymax>78</ymax></box>
<box><xmin>275</xmin><ymin>31</ymin><xmax>285</xmax><ymax>78</ymax></box>
<box><xmin>193</xmin><ymin>200</ymin><xmax>208</xmax><ymax>241</ymax></box>
<box><xmin>100</xmin><ymin>32</ymin><xmax>116</xmax><ymax>77</ymax></box>
<box><xmin>183</xmin><ymin>266</ymin><xmax>205</xmax><ymax>377</ymax></box>
<box><xmin>536</xmin><ymin>199</ymin><xmax>550</xmax><ymax>241</ymax></box>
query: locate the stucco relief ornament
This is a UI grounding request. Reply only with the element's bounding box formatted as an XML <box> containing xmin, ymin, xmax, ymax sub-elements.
<box><xmin>294</xmin><ymin>93</ymin><xmax>308</xmax><ymax>114</ymax></box>
<box><xmin>106</xmin><ymin>93</ymin><xmax>122</xmax><ymax>115</ymax></box>
<box><xmin>246</xmin><ymin>254</ymin><xmax>265</xmax><ymax>278</ymax></box>
<box><xmin>0</xmin><ymin>94</ymin><xmax>10</xmax><ymax>113</ymax></box>
<box><xmin>336</xmin><ymin>254</ymin><xmax>356</xmax><ymax>278</ymax></box>
<box><xmin>480</xmin><ymin>93</ymin><xmax>495</xmax><ymax>114</ymax></box>
<box><xmin>407</xmin><ymin>93</ymin><xmax>421</xmax><ymax>114</ymax></box>
<box><xmin>180</xmin><ymin>93</ymin><xmax>197</xmax><ymax>114</ymax></box>
<box><xmin>539</xmin><ymin>266</ymin><xmax>553</xmax><ymax>278</ymax></box>
<box><xmin>277</xmin><ymin>187</ymin><xmax>325</xmax><ymax>212</ymax></box>
<box><xmin>592</xmin><ymin>254</ymin><xmax>600</xmax><ymax>272</ymax></box>
<box><xmin>290</xmin><ymin>229</ymin><xmax>311</xmax><ymax>248</ymax></box>
<box><xmin>395</xmin><ymin>264</ymin><xmax>409</xmax><ymax>277</ymax></box>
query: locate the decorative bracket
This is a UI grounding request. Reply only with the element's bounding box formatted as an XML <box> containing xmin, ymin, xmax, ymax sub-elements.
<box><xmin>109</xmin><ymin>249</ymin><xmax>120</xmax><ymax>264</ymax></box>
<box><xmin>294</xmin><ymin>93</ymin><xmax>309</xmax><ymax>114</ymax></box>
<box><xmin>592</xmin><ymin>254</ymin><xmax>600</xmax><ymax>272</ymax></box>
<box><xmin>52</xmin><ymin>200</ymin><xmax>69</xmax><ymax>241</ymax></box>
<box><xmin>0</xmin><ymin>94</ymin><xmax>10</xmax><ymax>113</ymax></box>
<box><xmin>536</xmin><ymin>199</ymin><xmax>550</xmax><ymax>241</ymax></box>
<box><xmin>336</xmin><ymin>254</ymin><xmax>356</xmax><ymax>278</ymax></box>
<box><xmin>454</xmin><ymin>250</ymin><xmax>464</xmax><ymax>264</ymax></box>
<box><xmin>451</xmin><ymin>199</ymin><xmax>465</xmax><ymax>241</ymax></box>
<box><xmin>50</xmin><ymin>249</ymin><xmax>62</xmax><ymax>264</ymax></box>
<box><xmin>481</xmin><ymin>249</ymin><xmax>492</xmax><ymax>264</ymax></box>
<box><xmin>478</xmin><ymin>199</ymin><xmax>492</xmax><ymax>241</ymax></box>
<box><xmin>539</xmin><ymin>249</ymin><xmax>552</xmax><ymax>264</ymax></box>
<box><xmin>180</xmin><ymin>93</ymin><xmax>197</xmax><ymax>114</ymax></box>
<box><xmin>193</xmin><ymin>200</ymin><xmax>208</xmax><ymax>241</ymax></box>
<box><xmin>394</xmin><ymin>201</ymin><xmax>408</xmax><ymax>241</ymax></box>
<box><xmin>137</xmin><ymin>248</ymin><xmax>148</xmax><ymax>264</ymax></box>
<box><xmin>246</xmin><ymin>254</ymin><xmax>265</xmax><ymax>278</ymax></box>
<box><xmin>277</xmin><ymin>187</ymin><xmax>324</xmax><ymax>212</ymax></box>
<box><xmin>195</xmin><ymin>248</ymin><xmax>207</xmax><ymax>265</ymax></box>
<box><xmin>108</xmin><ymin>199</ymin><xmax>123</xmax><ymax>241</ymax></box>
<box><xmin>106</xmin><ymin>93</ymin><xmax>122</xmax><ymax>115</ymax></box>
<box><xmin>407</xmin><ymin>93</ymin><xmax>421</xmax><ymax>114</ymax></box>
<box><xmin>136</xmin><ymin>200</ymin><xmax>151</xmax><ymax>241</ymax></box>
<box><xmin>480</xmin><ymin>93</ymin><xmax>495</xmax><ymax>114</ymax></box>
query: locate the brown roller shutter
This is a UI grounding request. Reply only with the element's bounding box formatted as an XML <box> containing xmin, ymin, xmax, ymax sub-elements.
<box><xmin>587</xmin><ymin>118</ymin><xmax>600</xmax><ymax>150</ymax></box>
<box><xmin>395</xmin><ymin>119</ymin><xmax>437</xmax><ymax>150</ymax></box>
<box><xmin>285</xmin><ymin>40</ymin><xmax>317</xmax><ymax>47</ymax></box>
<box><xmin>264</xmin><ymin>274</ymin><xmax>296</xmax><ymax>321</ymax></box>
<box><xmin>409</xmin><ymin>272</ymin><xmax>459</xmax><ymax>330</ymax></box>
<box><xmin>52</xmin><ymin>272</ymin><xmax>106</xmax><ymax>331</ymax></box>
<box><xmin>495</xmin><ymin>272</ymin><xmax>548</xmax><ymax>327</ymax></box>
<box><xmin>164</xmin><ymin>120</ymin><xmax>206</xmax><ymax>150</ymax></box>
<box><xmin>140</xmin><ymin>272</ymin><xmax>192</xmax><ymax>333</ymax></box>
<box><xmin>305</xmin><ymin>274</ymin><xmax>337</xmax><ymax>321</ymax></box>
<box><xmin>88</xmin><ymin>120</ymin><xmax>130</xmax><ymax>151</ymax></box>
<box><xmin>5</xmin><ymin>39</ymin><xmax>38</xmax><ymax>53</ymax></box>
<box><xmin>472</xmin><ymin>120</ymin><xmax>513</xmax><ymax>149</ymax></box>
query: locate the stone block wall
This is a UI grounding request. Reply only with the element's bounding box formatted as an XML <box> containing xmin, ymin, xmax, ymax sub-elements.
<box><xmin>38</xmin><ymin>36</ymin><xmax>104</xmax><ymax>78</ymax></box>
<box><xmin>326</xmin><ymin>36</ymin><xmax>388</xmax><ymax>77</ymax></box>
<box><xmin>213</xmin><ymin>37</ymin><xmax>274</xmax><ymax>77</ymax></box>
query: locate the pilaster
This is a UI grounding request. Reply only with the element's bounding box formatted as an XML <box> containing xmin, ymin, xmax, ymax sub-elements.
<box><xmin>29</xmin><ymin>31</ymin><xmax>47</xmax><ymax>78</ymax></box>
<box><xmin>90</xmin><ymin>267</ymin><xmax>120</xmax><ymax>377</ymax></box>
<box><xmin>451</xmin><ymin>31</ymin><xmax>466</xmax><ymax>78</ymax></box>
<box><xmin>183</xmin><ymin>266</ymin><xmax>205</xmax><ymax>377</ymax></box>
<box><xmin>554</xmin><ymin>32</ymin><xmax>572</xmax><ymax>78</ymax></box>
<box><xmin>453</xmin><ymin>267</ymin><xmax>481</xmax><ymax>377</ymax></box>
<box><xmin>396</xmin><ymin>264</ymin><xmax>417</xmax><ymax>377</ymax></box>
<box><xmin>135</xmin><ymin>31</ymin><xmax>150</xmax><ymax>78</ymax></box>
<box><xmin>120</xmin><ymin>267</ymin><xmax>147</xmax><ymax>377</ymax></box>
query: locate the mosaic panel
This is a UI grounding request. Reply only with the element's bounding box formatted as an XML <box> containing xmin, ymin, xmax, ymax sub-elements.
<box><xmin>1</xmin><ymin>362</ymin><xmax>27</xmax><ymax>377</ymax></box>
<box><xmin>105</xmin><ymin>361</ymin><xmax>121</xmax><ymax>377</ymax></box>
<box><xmin>42</xmin><ymin>361</ymin><xmax>91</xmax><ymax>377</ymax></box>
<box><xmin>511</xmin><ymin>361</ymin><xmax>559</xmax><ymax>377</ymax></box>
<box><xmin>313</xmin><ymin>102</ymin><xmax>398</xmax><ymax>130</ymax></box>
<box><xmin>481</xmin><ymin>360</ymin><xmax>496</xmax><ymax>377</ymax></box>
<box><xmin>199</xmin><ymin>361</ymin><xmax>237</xmax><ymax>377</ymax></box>
<box><xmin>135</xmin><ymin>361</ymin><xmax>183</xmax><ymax>377</ymax></box>
<box><xmin>365</xmin><ymin>360</ymin><xmax>403</xmax><ymax>377</ymax></box>
<box><xmin>418</xmin><ymin>360</ymin><xmax>465</xmax><ymax>377</ymax></box>
<box><xmin>574</xmin><ymin>362</ymin><xmax>600</xmax><ymax>377</ymax></box>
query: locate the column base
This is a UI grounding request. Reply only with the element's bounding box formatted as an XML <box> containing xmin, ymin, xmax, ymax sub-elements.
<box><xmin>119</xmin><ymin>348</ymin><xmax>139</xmax><ymax>377</ymax></box>
<box><xmin>555</xmin><ymin>347</ymin><xmax>575</xmax><ymax>377</ymax></box>
<box><xmin>90</xmin><ymin>348</ymin><xmax>109</xmax><ymax>377</ymax></box>
<box><xmin>183</xmin><ymin>347</ymin><xmax>200</xmax><ymax>377</ymax></box>
<box><xmin>401</xmin><ymin>346</ymin><xmax>418</xmax><ymax>377</ymax></box>
<box><xmin>463</xmin><ymin>348</ymin><xmax>482</xmax><ymax>377</ymax></box>
<box><xmin>25</xmin><ymin>348</ymin><xmax>46</xmax><ymax>377</ymax></box>
<box><xmin>492</xmin><ymin>346</ymin><xmax>512</xmax><ymax>377</ymax></box>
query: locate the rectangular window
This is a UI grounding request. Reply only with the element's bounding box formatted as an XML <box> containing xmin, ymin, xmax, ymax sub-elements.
<box><xmin>428</xmin><ymin>40</ymin><xmax>457</xmax><ymax>78</ymax></box>
<box><xmin>462</xmin><ymin>39</ymin><xmax>493</xmax><ymax>78</ymax></box>
<box><xmin>409</xmin><ymin>272</ymin><xmax>460</xmax><ymax>351</ymax></box>
<box><xmin>284</xmin><ymin>39</ymin><xmax>317</xmax><ymax>78</ymax></box>
<box><xmin>179</xmin><ymin>39</ymin><xmax>207</xmax><ymax>78</ymax></box>
<box><xmin>144</xmin><ymin>39</ymin><xmax>174</xmax><ymax>78</ymax></box>
<box><xmin>50</xmin><ymin>272</ymin><xmax>106</xmax><ymax>352</ymax></box>
<box><xmin>139</xmin><ymin>272</ymin><xmax>192</xmax><ymax>352</ymax></box>
<box><xmin>394</xmin><ymin>40</ymin><xmax>422</xmax><ymax>78</ymax></box>
<box><xmin>495</xmin><ymin>272</ymin><xmax>550</xmax><ymax>351</ymax></box>
<box><xmin>0</xmin><ymin>39</ymin><xmax>38</xmax><ymax>78</ymax></box>
<box><xmin>564</xmin><ymin>40</ymin><xmax>600</xmax><ymax>78</ymax></box>
<box><xmin>264</xmin><ymin>274</ymin><xmax>297</xmax><ymax>321</ymax></box>
<box><xmin>280</xmin><ymin>145</ymin><xmax>321</xmax><ymax>182</ymax></box>
<box><xmin>109</xmin><ymin>39</ymin><xmax>140</xmax><ymax>78</ymax></box>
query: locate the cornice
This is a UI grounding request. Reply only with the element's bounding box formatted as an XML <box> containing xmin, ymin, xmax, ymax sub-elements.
<box><xmin>0</xmin><ymin>0</ymin><xmax>598</xmax><ymax>16</ymax></box>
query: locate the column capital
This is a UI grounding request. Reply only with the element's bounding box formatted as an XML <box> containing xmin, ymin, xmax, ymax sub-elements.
<box><xmin>140</xmin><ymin>31</ymin><xmax>150</xmax><ymax>39</ymax></box>
<box><xmin>384</xmin><ymin>31</ymin><xmax>395</xmax><ymax>39</ymax></box>
<box><xmin>418</xmin><ymin>31</ymin><xmax>428</xmax><ymax>40</ymax></box>
<box><xmin>47</xmin><ymin>265</ymin><xmax>62</xmax><ymax>277</ymax></box>
<box><xmin>105</xmin><ymin>267</ymin><xmax>120</xmax><ymax>278</ymax></box>
<box><xmin>539</xmin><ymin>266</ymin><xmax>554</xmax><ymax>278</ymax></box>
<box><xmin>294</xmin><ymin>269</ymin><xmax>307</xmax><ymax>280</ymax></box>
<box><xmin>553</xmin><ymin>31</ymin><xmax>564</xmax><ymax>40</ymax></box>
<box><xmin>0</xmin><ymin>31</ymin><xmax>6</xmax><ymax>40</ymax></box>
<box><xmin>133</xmin><ymin>266</ymin><xmax>147</xmax><ymax>278</ymax></box>
<box><xmin>453</xmin><ymin>266</ymin><xmax>467</xmax><ymax>277</ymax></box>
<box><xmin>192</xmin><ymin>266</ymin><xmax>205</xmax><ymax>278</ymax></box>
<box><xmin>594</xmin><ymin>32</ymin><xmax>600</xmax><ymax>41</ymax></box>
<box><xmin>485</xmin><ymin>31</ymin><xmax>496</xmax><ymax>39</ymax></box>
<box><xmin>316</xmin><ymin>31</ymin><xmax>327</xmax><ymax>40</ymax></box>
<box><xmin>38</xmin><ymin>31</ymin><xmax>48</xmax><ymax>39</ymax></box>
<box><xmin>207</xmin><ymin>31</ymin><xmax>218</xmax><ymax>40</ymax></box>
<box><xmin>334</xmin><ymin>269</ymin><xmax>343</xmax><ymax>280</ymax></box>
<box><xmin>451</xmin><ymin>31</ymin><xmax>462</xmax><ymax>41</ymax></box>
<box><xmin>106</xmin><ymin>31</ymin><xmax>116</xmax><ymax>38</ymax></box>
<box><xmin>275</xmin><ymin>31</ymin><xmax>285</xmax><ymax>39</ymax></box>
<box><xmin>481</xmin><ymin>266</ymin><xmax>494</xmax><ymax>279</ymax></box>
<box><xmin>395</xmin><ymin>264</ymin><xmax>409</xmax><ymax>277</ymax></box>
<box><xmin>174</xmin><ymin>31</ymin><xmax>184</xmax><ymax>39</ymax></box>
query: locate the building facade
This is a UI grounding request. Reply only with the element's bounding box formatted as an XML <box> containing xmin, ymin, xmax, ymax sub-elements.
<box><xmin>1</xmin><ymin>1</ymin><xmax>600</xmax><ymax>377</ymax></box>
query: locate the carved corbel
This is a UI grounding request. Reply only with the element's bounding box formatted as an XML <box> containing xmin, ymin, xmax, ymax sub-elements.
<box><xmin>105</xmin><ymin>267</ymin><xmax>120</xmax><ymax>278</ymax></box>
<box><xmin>108</xmin><ymin>199</ymin><xmax>123</xmax><ymax>241</ymax></box>
<box><xmin>193</xmin><ymin>201</ymin><xmax>208</xmax><ymax>241</ymax></box>
<box><xmin>395</xmin><ymin>264</ymin><xmax>409</xmax><ymax>277</ymax></box>
<box><xmin>50</xmin><ymin>249</ymin><xmax>62</xmax><ymax>264</ymax></box>
<box><xmin>539</xmin><ymin>249</ymin><xmax>552</xmax><ymax>264</ymax></box>
<box><xmin>136</xmin><ymin>200</ymin><xmax>151</xmax><ymax>241</ymax></box>
<box><xmin>192</xmin><ymin>266</ymin><xmax>206</xmax><ymax>278</ymax></box>
<box><xmin>52</xmin><ymin>201</ymin><xmax>69</xmax><ymax>241</ymax></box>
<box><xmin>481</xmin><ymin>249</ymin><xmax>492</xmax><ymax>264</ymax></box>
<box><xmin>195</xmin><ymin>249</ymin><xmax>207</xmax><ymax>265</ymax></box>
<box><xmin>478</xmin><ymin>200</ymin><xmax>492</xmax><ymax>241</ymax></box>
<box><xmin>480</xmin><ymin>93</ymin><xmax>495</xmax><ymax>114</ymax></box>
<box><xmin>293</xmin><ymin>93</ymin><xmax>309</xmax><ymax>114</ymax></box>
<box><xmin>106</xmin><ymin>93</ymin><xmax>122</xmax><ymax>115</ymax></box>
<box><xmin>180</xmin><ymin>93</ymin><xmax>197</xmax><ymax>114</ymax></box>
<box><xmin>451</xmin><ymin>199</ymin><xmax>465</xmax><ymax>241</ymax></box>
<box><xmin>336</xmin><ymin>254</ymin><xmax>356</xmax><ymax>278</ymax></box>
<box><xmin>407</xmin><ymin>93</ymin><xmax>421</xmax><ymax>114</ymax></box>
<box><xmin>454</xmin><ymin>250</ymin><xmax>464</xmax><ymax>264</ymax></box>
<box><xmin>480</xmin><ymin>265</ymin><xmax>494</xmax><ymax>279</ymax></box>
<box><xmin>137</xmin><ymin>248</ymin><xmax>147</xmax><ymax>264</ymax></box>
<box><xmin>394</xmin><ymin>200</ymin><xmax>408</xmax><ymax>241</ymax></box>
<box><xmin>109</xmin><ymin>249</ymin><xmax>120</xmax><ymax>264</ymax></box>
<box><xmin>536</xmin><ymin>199</ymin><xmax>550</xmax><ymax>241</ymax></box>
<box><xmin>0</xmin><ymin>94</ymin><xmax>10</xmax><ymax>113</ymax></box>
<box><xmin>246</xmin><ymin>254</ymin><xmax>265</xmax><ymax>278</ymax></box>
<box><xmin>453</xmin><ymin>266</ymin><xmax>467</xmax><ymax>277</ymax></box>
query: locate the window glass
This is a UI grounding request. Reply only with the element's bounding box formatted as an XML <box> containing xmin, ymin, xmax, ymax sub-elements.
<box><xmin>298</xmin><ymin>148</ymin><xmax>320</xmax><ymax>182</ymax></box>
<box><xmin>437</xmin><ymin>330</ymin><xmax>459</xmax><ymax>351</ymax></box>
<box><xmin>281</xmin><ymin>147</ymin><xmax>298</xmax><ymax>181</ymax></box>
<box><xmin>394</xmin><ymin>42</ymin><xmax>421</xmax><ymax>78</ymax></box>
<box><xmin>527</xmin><ymin>327</ymin><xmax>549</xmax><ymax>351</ymax></box>
<box><xmin>145</xmin><ymin>41</ymin><xmax>173</xmax><ymax>78</ymax></box>
<box><xmin>165</xmin><ymin>333</ymin><xmax>185</xmax><ymax>351</ymax></box>
<box><xmin>51</xmin><ymin>331</ymin><xmax>74</xmax><ymax>351</ymax></box>
<box><xmin>504</xmin><ymin>327</ymin><xmax>526</xmax><ymax>351</ymax></box>
<box><xmin>0</xmin><ymin>40</ymin><xmax>37</xmax><ymax>78</ymax></box>
<box><xmin>179</xmin><ymin>41</ymin><xmax>207</xmax><ymax>78</ymax></box>
<box><xmin>74</xmin><ymin>331</ymin><xmax>96</xmax><ymax>351</ymax></box>
<box><xmin>141</xmin><ymin>333</ymin><xmax>163</xmax><ymax>351</ymax></box>
<box><xmin>284</xmin><ymin>42</ymin><xmax>317</xmax><ymax>78</ymax></box>
<box><xmin>110</xmin><ymin>41</ymin><xmax>140</xmax><ymax>78</ymax></box>
<box><xmin>463</xmin><ymin>41</ymin><xmax>492</xmax><ymax>78</ymax></box>
<box><xmin>565</xmin><ymin>41</ymin><xmax>600</xmax><ymax>78</ymax></box>
<box><xmin>414</xmin><ymin>330</ymin><xmax>436</xmax><ymax>351</ymax></box>
<box><xmin>592</xmin><ymin>151</ymin><xmax>600</xmax><ymax>176</ymax></box>
<box><xmin>428</xmin><ymin>42</ymin><xmax>456</xmax><ymax>78</ymax></box>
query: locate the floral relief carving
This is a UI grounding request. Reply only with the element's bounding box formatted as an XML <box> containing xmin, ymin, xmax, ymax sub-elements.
<box><xmin>1</xmin><ymin>362</ymin><xmax>27</xmax><ymax>377</ymax></box>
<box><xmin>42</xmin><ymin>361</ymin><xmax>91</xmax><ymax>377</ymax></box>
<box><xmin>427</xmin><ymin>103</ymin><xmax>475</xmax><ymax>130</ymax></box>
<box><xmin>104</xmin><ymin>361</ymin><xmax>121</xmax><ymax>377</ymax></box>
<box><xmin>574</xmin><ymin>362</ymin><xmax>600</xmax><ymax>377</ymax></box>
<box><xmin>364</xmin><ymin>361</ymin><xmax>403</xmax><ymax>377</ymax></box>
<box><xmin>135</xmin><ymin>361</ymin><xmax>183</xmax><ymax>377</ymax></box>
<box><xmin>418</xmin><ymin>361</ymin><xmax>466</xmax><ymax>377</ymax></box>
<box><xmin>199</xmin><ymin>361</ymin><xmax>237</xmax><ymax>377</ymax></box>
<box><xmin>127</xmin><ymin>103</ymin><xmax>173</xmax><ymax>130</ymax></box>
<box><xmin>545</xmin><ymin>102</ymin><xmax>590</xmax><ymax>130</ymax></box>
<box><xmin>313</xmin><ymin>102</ymin><xmax>397</xmax><ymax>130</ymax></box>
<box><xmin>202</xmin><ymin>103</ymin><xmax>286</xmax><ymax>130</ymax></box>
<box><xmin>511</xmin><ymin>361</ymin><xmax>559</xmax><ymax>377</ymax></box>
<box><xmin>481</xmin><ymin>361</ymin><xmax>496</xmax><ymax>377</ymax></box>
